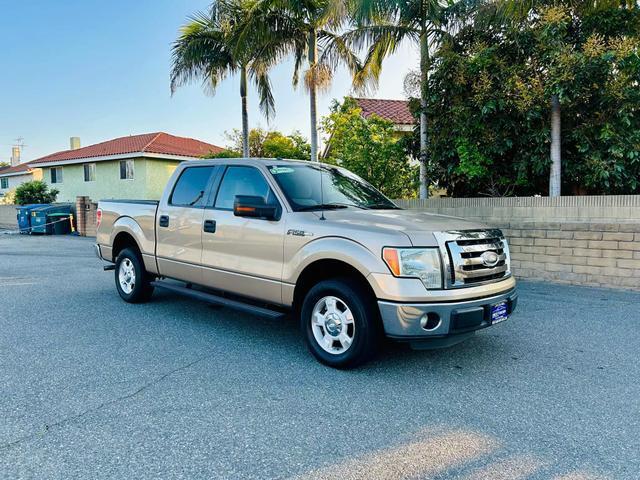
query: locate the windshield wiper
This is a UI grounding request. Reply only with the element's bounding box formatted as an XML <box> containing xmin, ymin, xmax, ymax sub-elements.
<box><xmin>364</xmin><ymin>203</ymin><xmax>400</xmax><ymax>210</ymax></box>
<box><xmin>298</xmin><ymin>203</ymin><xmax>356</xmax><ymax>212</ymax></box>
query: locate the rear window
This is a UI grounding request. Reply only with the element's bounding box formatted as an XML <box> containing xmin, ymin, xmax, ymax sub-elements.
<box><xmin>170</xmin><ymin>167</ymin><xmax>215</xmax><ymax>207</ymax></box>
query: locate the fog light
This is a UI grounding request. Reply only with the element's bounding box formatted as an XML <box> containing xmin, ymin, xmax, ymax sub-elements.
<box><xmin>420</xmin><ymin>313</ymin><xmax>441</xmax><ymax>331</ymax></box>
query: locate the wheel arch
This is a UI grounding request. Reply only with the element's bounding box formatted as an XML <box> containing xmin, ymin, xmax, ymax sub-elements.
<box><xmin>112</xmin><ymin>231</ymin><xmax>142</xmax><ymax>260</ymax></box>
<box><xmin>292</xmin><ymin>258</ymin><xmax>378</xmax><ymax>314</ymax></box>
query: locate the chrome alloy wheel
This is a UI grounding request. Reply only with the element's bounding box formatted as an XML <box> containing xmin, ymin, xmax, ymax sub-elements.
<box><xmin>311</xmin><ymin>296</ymin><xmax>355</xmax><ymax>355</ymax></box>
<box><xmin>118</xmin><ymin>258</ymin><xmax>136</xmax><ymax>294</ymax></box>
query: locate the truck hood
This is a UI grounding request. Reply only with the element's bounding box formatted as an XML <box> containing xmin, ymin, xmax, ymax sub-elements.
<box><xmin>324</xmin><ymin>209</ymin><xmax>489</xmax><ymax>246</ymax></box>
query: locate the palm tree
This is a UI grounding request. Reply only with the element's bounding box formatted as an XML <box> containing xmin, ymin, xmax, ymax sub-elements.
<box><xmin>170</xmin><ymin>0</ymin><xmax>275</xmax><ymax>157</ymax></box>
<box><xmin>242</xmin><ymin>0</ymin><xmax>361</xmax><ymax>162</ymax></box>
<box><xmin>347</xmin><ymin>0</ymin><xmax>480</xmax><ymax>199</ymax></box>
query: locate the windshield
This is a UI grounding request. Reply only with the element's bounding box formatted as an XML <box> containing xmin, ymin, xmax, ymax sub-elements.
<box><xmin>267</xmin><ymin>163</ymin><xmax>399</xmax><ymax>212</ymax></box>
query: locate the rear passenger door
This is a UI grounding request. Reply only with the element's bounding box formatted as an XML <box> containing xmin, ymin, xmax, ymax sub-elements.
<box><xmin>201</xmin><ymin>165</ymin><xmax>285</xmax><ymax>305</ymax></box>
<box><xmin>156</xmin><ymin>166</ymin><xmax>218</xmax><ymax>285</ymax></box>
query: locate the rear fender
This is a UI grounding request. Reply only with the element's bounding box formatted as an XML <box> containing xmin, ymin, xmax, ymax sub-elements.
<box><xmin>110</xmin><ymin>217</ymin><xmax>157</xmax><ymax>274</ymax></box>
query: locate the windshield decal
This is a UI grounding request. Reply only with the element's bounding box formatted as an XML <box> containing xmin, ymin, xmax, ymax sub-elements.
<box><xmin>269</xmin><ymin>166</ymin><xmax>295</xmax><ymax>175</ymax></box>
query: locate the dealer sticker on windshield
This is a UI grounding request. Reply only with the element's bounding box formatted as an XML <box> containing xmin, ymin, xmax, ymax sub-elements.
<box><xmin>269</xmin><ymin>166</ymin><xmax>295</xmax><ymax>175</ymax></box>
<box><xmin>491</xmin><ymin>301</ymin><xmax>509</xmax><ymax>325</ymax></box>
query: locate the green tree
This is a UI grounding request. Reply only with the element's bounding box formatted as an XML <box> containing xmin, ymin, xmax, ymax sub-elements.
<box><xmin>14</xmin><ymin>181</ymin><xmax>59</xmax><ymax>205</ymax></box>
<box><xmin>171</xmin><ymin>0</ymin><xmax>277</xmax><ymax>157</ymax></box>
<box><xmin>495</xmin><ymin>0</ymin><xmax>640</xmax><ymax>195</ymax></box>
<box><xmin>222</xmin><ymin>128</ymin><xmax>311</xmax><ymax>159</ymax></box>
<box><xmin>420</xmin><ymin>0</ymin><xmax>640</xmax><ymax>196</ymax></box>
<box><xmin>347</xmin><ymin>0</ymin><xmax>481</xmax><ymax>199</ymax></box>
<box><xmin>322</xmin><ymin>98</ymin><xmax>418</xmax><ymax>198</ymax></box>
<box><xmin>242</xmin><ymin>0</ymin><xmax>362</xmax><ymax>162</ymax></box>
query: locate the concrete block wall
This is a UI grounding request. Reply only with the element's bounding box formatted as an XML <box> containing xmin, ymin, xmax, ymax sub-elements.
<box><xmin>396</xmin><ymin>196</ymin><xmax>640</xmax><ymax>291</ymax></box>
<box><xmin>499</xmin><ymin>221</ymin><xmax>640</xmax><ymax>290</ymax></box>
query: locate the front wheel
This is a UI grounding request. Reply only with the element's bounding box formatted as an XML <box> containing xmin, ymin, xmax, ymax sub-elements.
<box><xmin>115</xmin><ymin>247</ymin><xmax>154</xmax><ymax>303</ymax></box>
<box><xmin>301</xmin><ymin>278</ymin><xmax>381</xmax><ymax>369</ymax></box>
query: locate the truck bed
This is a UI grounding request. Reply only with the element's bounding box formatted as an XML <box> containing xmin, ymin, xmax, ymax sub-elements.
<box><xmin>96</xmin><ymin>199</ymin><xmax>159</xmax><ymax>261</ymax></box>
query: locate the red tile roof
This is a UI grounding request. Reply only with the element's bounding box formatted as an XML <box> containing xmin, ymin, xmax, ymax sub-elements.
<box><xmin>29</xmin><ymin>132</ymin><xmax>224</xmax><ymax>166</ymax></box>
<box><xmin>353</xmin><ymin>98</ymin><xmax>415</xmax><ymax>125</ymax></box>
<box><xmin>0</xmin><ymin>162</ymin><xmax>34</xmax><ymax>176</ymax></box>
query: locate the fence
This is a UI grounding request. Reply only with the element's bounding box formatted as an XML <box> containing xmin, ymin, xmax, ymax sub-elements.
<box><xmin>0</xmin><ymin>205</ymin><xmax>16</xmax><ymax>228</ymax></box>
<box><xmin>395</xmin><ymin>195</ymin><xmax>640</xmax><ymax>222</ymax></box>
<box><xmin>396</xmin><ymin>195</ymin><xmax>640</xmax><ymax>291</ymax></box>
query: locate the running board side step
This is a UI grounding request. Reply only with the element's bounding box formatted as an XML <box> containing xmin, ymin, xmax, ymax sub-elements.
<box><xmin>150</xmin><ymin>280</ymin><xmax>286</xmax><ymax>320</ymax></box>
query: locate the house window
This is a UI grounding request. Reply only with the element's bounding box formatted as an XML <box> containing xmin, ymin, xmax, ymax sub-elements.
<box><xmin>0</xmin><ymin>178</ymin><xmax>8</xmax><ymax>189</ymax></box>
<box><xmin>51</xmin><ymin>167</ymin><xmax>63</xmax><ymax>184</ymax></box>
<box><xmin>120</xmin><ymin>159</ymin><xmax>134</xmax><ymax>180</ymax></box>
<box><xmin>84</xmin><ymin>163</ymin><xmax>96</xmax><ymax>182</ymax></box>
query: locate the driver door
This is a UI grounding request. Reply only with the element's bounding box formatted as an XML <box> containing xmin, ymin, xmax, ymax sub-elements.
<box><xmin>201</xmin><ymin>165</ymin><xmax>285</xmax><ymax>304</ymax></box>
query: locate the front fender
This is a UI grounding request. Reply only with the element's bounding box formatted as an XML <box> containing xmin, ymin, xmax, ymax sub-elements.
<box><xmin>285</xmin><ymin>236</ymin><xmax>387</xmax><ymax>283</ymax></box>
<box><xmin>282</xmin><ymin>236</ymin><xmax>389</xmax><ymax>305</ymax></box>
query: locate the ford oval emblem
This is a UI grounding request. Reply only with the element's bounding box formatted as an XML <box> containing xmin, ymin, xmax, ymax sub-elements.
<box><xmin>481</xmin><ymin>251</ymin><xmax>500</xmax><ymax>267</ymax></box>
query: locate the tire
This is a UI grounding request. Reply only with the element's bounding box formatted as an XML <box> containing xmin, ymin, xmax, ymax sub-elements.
<box><xmin>301</xmin><ymin>277</ymin><xmax>381</xmax><ymax>369</ymax></box>
<box><xmin>114</xmin><ymin>247</ymin><xmax>154</xmax><ymax>303</ymax></box>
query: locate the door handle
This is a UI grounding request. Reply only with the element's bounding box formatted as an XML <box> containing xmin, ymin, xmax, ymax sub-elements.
<box><xmin>203</xmin><ymin>219</ymin><xmax>216</xmax><ymax>233</ymax></box>
<box><xmin>159</xmin><ymin>215</ymin><xmax>169</xmax><ymax>227</ymax></box>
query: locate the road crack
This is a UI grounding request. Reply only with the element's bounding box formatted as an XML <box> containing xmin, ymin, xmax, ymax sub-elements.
<box><xmin>0</xmin><ymin>354</ymin><xmax>211</xmax><ymax>451</ymax></box>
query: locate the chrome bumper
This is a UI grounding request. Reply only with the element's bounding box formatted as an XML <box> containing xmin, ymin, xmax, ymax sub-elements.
<box><xmin>378</xmin><ymin>288</ymin><xmax>517</xmax><ymax>339</ymax></box>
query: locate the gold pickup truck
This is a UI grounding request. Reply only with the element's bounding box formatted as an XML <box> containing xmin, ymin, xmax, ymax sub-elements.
<box><xmin>95</xmin><ymin>158</ymin><xmax>517</xmax><ymax>368</ymax></box>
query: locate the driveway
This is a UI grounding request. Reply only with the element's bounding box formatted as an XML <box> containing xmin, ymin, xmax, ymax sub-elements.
<box><xmin>0</xmin><ymin>234</ymin><xmax>638</xmax><ymax>479</ymax></box>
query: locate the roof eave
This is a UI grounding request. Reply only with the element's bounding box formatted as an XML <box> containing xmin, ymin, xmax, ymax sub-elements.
<box><xmin>29</xmin><ymin>151</ymin><xmax>207</xmax><ymax>168</ymax></box>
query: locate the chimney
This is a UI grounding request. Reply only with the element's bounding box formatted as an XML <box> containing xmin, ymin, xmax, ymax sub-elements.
<box><xmin>11</xmin><ymin>146</ymin><xmax>20</xmax><ymax>166</ymax></box>
<box><xmin>70</xmin><ymin>137</ymin><xmax>81</xmax><ymax>150</ymax></box>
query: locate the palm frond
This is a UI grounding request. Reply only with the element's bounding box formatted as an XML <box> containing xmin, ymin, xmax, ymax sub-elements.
<box><xmin>344</xmin><ymin>24</ymin><xmax>418</xmax><ymax>89</ymax></box>
<box><xmin>251</xmin><ymin>69</ymin><xmax>276</xmax><ymax>119</ymax></box>
<box><xmin>317</xmin><ymin>29</ymin><xmax>362</xmax><ymax>78</ymax></box>
<box><xmin>170</xmin><ymin>10</ymin><xmax>236</xmax><ymax>95</ymax></box>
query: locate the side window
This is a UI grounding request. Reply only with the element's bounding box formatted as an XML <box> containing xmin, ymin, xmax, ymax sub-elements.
<box><xmin>84</xmin><ymin>163</ymin><xmax>96</xmax><ymax>182</ymax></box>
<box><xmin>51</xmin><ymin>167</ymin><xmax>63</xmax><ymax>184</ymax></box>
<box><xmin>214</xmin><ymin>166</ymin><xmax>276</xmax><ymax>210</ymax></box>
<box><xmin>170</xmin><ymin>167</ymin><xmax>215</xmax><ymax>208</ymax></box>
<box><xmin>120</xmin><ymin>159</ymin><xmax>134</xmax><ymax>180</ymax></box>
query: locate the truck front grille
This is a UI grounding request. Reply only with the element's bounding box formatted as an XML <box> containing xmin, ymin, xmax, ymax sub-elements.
<box><xmin>435</xmin><ymin>230</ymin><xmax>511</xmax><ymax>288</ymax></box>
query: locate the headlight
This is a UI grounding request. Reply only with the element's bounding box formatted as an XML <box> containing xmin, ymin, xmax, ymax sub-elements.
<box><xmin>382</xmin><ymin>247</ymin><xmax>443</xmax><ymax>289</ymax></box>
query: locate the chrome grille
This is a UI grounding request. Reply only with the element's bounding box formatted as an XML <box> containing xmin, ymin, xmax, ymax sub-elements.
<box><xmin>434</xmin><ymin>230</ymin><xmax>511</xmax><ymax>288</ymax></box>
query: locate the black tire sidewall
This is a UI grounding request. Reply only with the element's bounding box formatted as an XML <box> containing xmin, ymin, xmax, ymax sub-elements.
<box><xmin>115</xmin><ymin>248</ymin><xmax>153</xmax><ymax>303</ymax></box>
<box><xmin>301</xmin><ymin>278</ymin><xmax>379</xmax><ymax>369</ymax></box>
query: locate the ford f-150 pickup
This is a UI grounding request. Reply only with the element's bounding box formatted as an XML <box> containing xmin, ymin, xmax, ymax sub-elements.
<box><xmin>95</xmin><ymin>158</ymin><xmax>517</xmax><ymax>368</ymax></box>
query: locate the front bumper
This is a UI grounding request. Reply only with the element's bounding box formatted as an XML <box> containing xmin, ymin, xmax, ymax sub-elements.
<box><xmin>378</xmin><ymin>288</ymin><xmax>517</xmax><ymax>342</ymax></box>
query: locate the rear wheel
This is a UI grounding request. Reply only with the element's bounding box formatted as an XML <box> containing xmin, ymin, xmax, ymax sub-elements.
<box><xmin>301</xmin><ymin>278</ymin><xmax>381</xmax><ymax>369</ymax></box>
<box><xmin>115</xmin><ymin>247</ymin><xmax>154</xmax><ymax>303</ymax></box>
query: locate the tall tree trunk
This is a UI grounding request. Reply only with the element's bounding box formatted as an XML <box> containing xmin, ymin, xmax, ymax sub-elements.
<box><xmin>240</xmin><ymin>66</ymin><xmax>250</xmax><ymax>158</ymax></box>
<box><xmin>419</xmin><ymin>32</ymin><xmax>430</xmax><ymax>199</ymax></box>
<box><xmin>549</xmin><ymin>94</ymin><xmax>561</xmax><ymax>197</ymax></box>
<box><xmin>308</xmin><ymin>30</ymin><xmax>319</xmax><ymax>162</ymax></box>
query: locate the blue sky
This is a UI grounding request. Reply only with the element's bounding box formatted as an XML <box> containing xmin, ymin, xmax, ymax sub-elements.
<box><xmin>0</xmin><ymin>0</ymin><xmax>417</xmax><ymax>162</ymax></box>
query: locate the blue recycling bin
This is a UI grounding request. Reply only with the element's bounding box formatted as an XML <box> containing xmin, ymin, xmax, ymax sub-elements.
<box><xmin>30</xmin><ymin>204</ymin><xmax>73</xmax><ymax>235</ymax></box>
<box><xmin>16</xmin><ymin>204</ymin><xmax>49</xmax><ymax>234</ymax></box>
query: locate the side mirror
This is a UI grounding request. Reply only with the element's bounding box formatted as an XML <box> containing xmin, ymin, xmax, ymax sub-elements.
<box><xmin>233</xmin><ymin>195</ymin><xmax>280</xmax><ymax>220</ymax></box>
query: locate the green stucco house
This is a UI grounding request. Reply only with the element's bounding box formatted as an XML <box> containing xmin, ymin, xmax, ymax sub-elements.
<box><xmin>27</xmin><ymin>132</ymin><xmax>223</xmax><ymax>202</ymax></box>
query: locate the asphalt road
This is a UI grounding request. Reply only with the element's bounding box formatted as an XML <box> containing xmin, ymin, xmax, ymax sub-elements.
<box><xmin>0</xmin><ymin>234</ymin><xmax>639</xmax><ymax>479</ymax></box>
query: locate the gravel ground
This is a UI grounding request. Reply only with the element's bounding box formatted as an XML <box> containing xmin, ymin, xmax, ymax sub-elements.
<box><xmin>0</xmin><ymin>234</ymin><xmax>638</xmax><ymax>479</ymax></box>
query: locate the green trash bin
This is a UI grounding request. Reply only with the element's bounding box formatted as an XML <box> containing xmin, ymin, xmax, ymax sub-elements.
<box><xmin>48</xmin><ymin>213</ymin><xmax>72</xmax><ymax>235</ymax></box>
<box><xmin>31</xmin><ymin>204</ymin><xmax>73</xmax><ymax>234</ymax></box>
